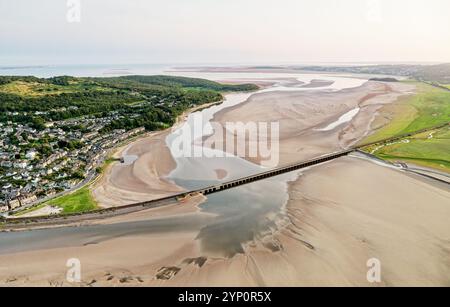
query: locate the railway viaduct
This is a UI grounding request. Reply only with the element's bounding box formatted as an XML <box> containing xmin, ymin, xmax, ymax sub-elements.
<box><xmin>2</xmin><ymin>122</ymin><xmax>448</xmax><ymax>225</ymax></box>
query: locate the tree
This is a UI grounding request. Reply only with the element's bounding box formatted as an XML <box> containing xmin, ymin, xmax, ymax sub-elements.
<box><xmin>31</xmin><ymin>116</ymin><xmax>46</xmax><ymax>130</ymax></box>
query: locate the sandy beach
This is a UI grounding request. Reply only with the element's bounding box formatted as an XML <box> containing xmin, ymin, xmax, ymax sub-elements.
<box><xmin>207</xmin><ymin>81</ymin><xmax>416</xmax><ymax>165</ymax></box>
<box><xmin>95</xmin><ymin>79</ymin><xmax>415</xmax><ymax>207</ymax></box>
<box><xmin>92</xmin><ymin>130</ymin><xmax>184</xmax><ymax>207</ymax></box>
<box><xmin>92</xmin><ymin>100</ymin><xmax>224</xmax><ymax>207</ymax></box>
<box><xmin>1</xmin><ymin>77</ymin><xmax>448</xmax><ymax>287</ymax></box>
<box><xmin>163</xmin><ymin>156</ymin><xmax>450</xmax><ymax>286</ymax></box>
<box><xmin>1</xmin><ymin>155</ymin><xmax>448</xmax><ymax>286</ymax></box>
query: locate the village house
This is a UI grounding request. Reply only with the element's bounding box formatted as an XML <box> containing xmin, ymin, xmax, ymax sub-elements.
<box><xmin>25</xmin><ymin>150</ymin><xmax>38</xmax><ymax>160</ymax></box>
<box><xmin>1</xmin><ymin>161</ymin><xmax>12</xmax><ymax>168</ymax></box>
<box><xmin>19</xmin><ymin>194</ymin><xmax>37</xmax><ymax>206</ymax></box>
<box><xmin>13</xmin><ymin>161</ymin><xmax>28</xmax><ymax>169</ymax></box>
<box><xmin>8</xmin><ymin>199</ymin><xmax>21</xmax><ymax>210</ymax></box>
<box><xmin>0</xmin><ymin>204</ymin><xmax>9</xmax><ymax>213</ymax></box>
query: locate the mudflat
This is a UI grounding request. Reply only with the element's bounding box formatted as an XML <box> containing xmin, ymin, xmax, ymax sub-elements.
<box><xmin>92</xmin><ymin>130</ymin><xmax>184</xmax><ymax>208</ymax></box>
<box><xmin>1</xmin><ymin>156</ymin><xmax>448</xmax><ymax>286</ymax></box>
<box><xmin>207</xmin><ymin>81</ymin><xmax>416</xmax><ymax>165</ymax></box>
<box><xmin>1</xmin><ymin>79</ymin><xmax>448</xmax><ymax>287</ymax></box>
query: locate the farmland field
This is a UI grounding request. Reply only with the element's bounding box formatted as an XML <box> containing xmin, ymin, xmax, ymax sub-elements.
<box><xmin>363</xmin><ymin>82</ymin><xmax>450</xmax><ymax>172</ymax></box>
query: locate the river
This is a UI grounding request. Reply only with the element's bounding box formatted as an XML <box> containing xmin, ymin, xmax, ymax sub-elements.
<box><xmin>0</xmin><ymin>70</ymin><xmax>368</xmax><ymax>258</ymax></box>
<box><xmin>163</xmin><ymin>72</ymin><xmax>367</xmax><ymax>256</ymax></box>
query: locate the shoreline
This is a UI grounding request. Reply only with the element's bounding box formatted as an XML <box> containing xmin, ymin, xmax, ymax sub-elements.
<box><xmin>8</xmin><ymin>98</ymin><xmax>228</xmax><ymax>218</ymax></box>
<box><xmin>92</xmin><ymin>99</ymin><xmax>229</xmax><ymax>208</ymax></box>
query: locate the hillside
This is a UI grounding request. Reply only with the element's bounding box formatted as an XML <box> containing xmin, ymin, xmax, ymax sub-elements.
<box><xmin>0</xmin><ymin>75</ymin><xmax>258</xmax><ymax>213</ymax></box>
<box><xmin>0</xmin><ymin>75</ymin><xmax>258</xmax><ymax>131</ymax></box>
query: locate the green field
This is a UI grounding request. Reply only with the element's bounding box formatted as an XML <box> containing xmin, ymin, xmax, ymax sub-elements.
<box><xmin>12</xmin><ymin>185</ymin><xmax>98</xmax><ymax>217</ymax></box>
<box><xmin>362</xmin><ymin>82</ymin><xmax>450</xmax><ymax>172</ymax></box>
<box><xmin>45</xmin><ymin>186</ymin><xmax>98</xmax><ymax>214</ymax></box>
<box><xmin>367</xmin><ymin>126</ymin><xmax>450</xmax><ymax>171</ymax></box>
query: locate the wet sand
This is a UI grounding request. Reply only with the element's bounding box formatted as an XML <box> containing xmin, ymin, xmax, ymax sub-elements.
<box><xmin>91</xmin><ymin>100</ymin><xmax>224</xmax><ymax>207</ymax></box>
<box><xmin>1</xmin><ymin>156</ymin><xmax>448</xmax><ymax>286</ymax></box>
<box><xmin>1</xmin><ymin>78</ymin><xmax>449</xmax><ymax>287</ymax></box>
<box><xmin>92</xmin><ymin>130</ymin><xmax>184</xmax><ymax>207</ymax></box>
<box><xmin>163</xmin><ymin>157</ymin><xmax>450</xmax><ymax>286</ymax></box>
<box><xmin>93</xmin><ymin>79</ymin><xmax>404</xmax><ymax>206</ymax></box>
<box><xmin>207</xmin><ymin>81</ymin><xmax>416</xmax><ymax>165</ymax></box>
<box><xmin>273</xmin><ymin>156</ymin><xmax>450</xmax><ymax>286</ymax></box>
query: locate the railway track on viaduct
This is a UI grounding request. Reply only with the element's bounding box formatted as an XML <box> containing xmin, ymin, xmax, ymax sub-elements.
<box><xmin>2</xmin><ymin>122</ymin><xmax>448</xmax><ymax>227</ymax></box>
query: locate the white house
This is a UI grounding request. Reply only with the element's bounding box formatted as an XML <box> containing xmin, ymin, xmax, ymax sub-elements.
<box><xmin>25</xmin><ymin>150</ymin><xmax>37</xmax><ymax>160</ymax></box>
<box><xmin>13</xmin><ymin>161</ymin><xmax>28</xmax><ymax>169</ymax></box>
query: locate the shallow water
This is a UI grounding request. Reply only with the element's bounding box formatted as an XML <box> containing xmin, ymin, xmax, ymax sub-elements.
<box><xmin>316</xmin><ymin>107</ymin><xmax>361</xmax><ymax>131</ymax></box>
<box><xmin>0</xmin><ymin>69</ymin><xmax>368</xmax><ymax>258</ymax></box>
<box><xmin>195</xmin><ymin>171</ymin><xmax>298</xmax><ymax>257</ymax></box>
<box><xmin>0</xmin><ymin>63</ymin><xmax>170</xmax><ymax>78</ymax></box>
<box><xmin>0</xmin><ymin>214</ymin><xmax>213</xmax><ymax>255</ymax></box>
<box><xmin>164</xmin><ymin>72</ymin><xmax>367</xmax><ymax>256</ymax></box>
<box><xmin>121</xmin><ymin>154</ymin><xmax>139</xmax><ymax>166</ymax></box>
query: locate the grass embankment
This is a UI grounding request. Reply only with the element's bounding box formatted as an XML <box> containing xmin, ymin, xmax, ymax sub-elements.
<box><xmin>96</xmin><ymin>158</ymin><xmax>117</xmax><ymax>174</ymax></box>
<box><xmin>12</xmin><ymin>185</ymin><xmax>98</xmax><ymax>217</ymax></box>
<box><xmin>362</xmin><ymin>82</ymin><xmax>450</xmax><ymax>172</ymax></box>
<box><xmin>45</xmin><ymin>186</ymin><xmax>98</xmax><ymax>214</ymax></box>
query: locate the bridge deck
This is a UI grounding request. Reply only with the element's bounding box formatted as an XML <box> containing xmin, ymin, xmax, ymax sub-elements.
<box><xmin>196</xmin><ymin>149</ymin><xmax>353</xmax><ymax>196</ymax></box>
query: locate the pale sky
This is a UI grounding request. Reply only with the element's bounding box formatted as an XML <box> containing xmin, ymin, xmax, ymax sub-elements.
<box><xmin>1</xmin><ymin>0</ymin><xmax>450</xmax><ymax>65</ymax></box>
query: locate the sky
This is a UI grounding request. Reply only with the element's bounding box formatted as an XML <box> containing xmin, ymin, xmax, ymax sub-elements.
<box><xmin>1</xmin><ymin>0</ymin><xmax>450</xmax><ymax>66</ymax></box>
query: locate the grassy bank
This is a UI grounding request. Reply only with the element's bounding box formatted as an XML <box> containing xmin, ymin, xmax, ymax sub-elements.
<box><xmin>45</xmin><ymin>186</ymin><xmax>98</xmax><ymax>214</ymax></box>
<box><xmin>12</xmin><ymin>184</ymin><xmax>98</xmax><ymax>217</ymax></box>
<box><xmin>95</xmin><ymin>157</ymin><xmax>117</xmax><ymax>174</ymax></box>
<box><xmin>362</xmin><ymin>82</ymin><xmax>450</xmax><ymax>172</ymax></box>
<box><xmin>366</xmin><ymin>126</ymin><xmax>450</xmax><ymax>171</ymax></box>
